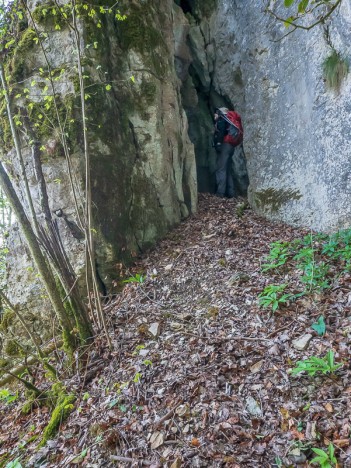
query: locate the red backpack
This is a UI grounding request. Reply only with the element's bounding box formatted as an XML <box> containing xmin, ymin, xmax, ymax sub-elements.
<box><xmin>223</xmin><ymin>111</ymin><xmax>243</xmax><ymax>146</ymax></box>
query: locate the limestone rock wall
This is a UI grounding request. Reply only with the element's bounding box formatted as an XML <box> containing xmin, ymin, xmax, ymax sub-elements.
<box><xmin>0</xmin><ymin>0</ymin><xmax>199</xmax><ymax>351</ymax></box>
<box><xmin>213</xmin><ymin>0</ymin><xmax>351</xmax><ymax>231</ymax></box>
<box><xmin>3</xmin><ymin>0</ymin><xmax>198</xmax><ymax>315</ymax></box>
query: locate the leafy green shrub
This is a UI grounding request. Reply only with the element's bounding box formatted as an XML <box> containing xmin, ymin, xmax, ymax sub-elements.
<box><xmin>261</xmin><ymin>241</ymin><xmax>290</xmax><ymax>271</ymax></box>
<box><xmin>323</xmin><ymin>50</ymin><xmax>349</xmax><ymax>92</ymax></box>
<box><xmin>291</xmin><ymin>350</ymin><xmax>342</xmax><ymax>377</ymax></box>
<box><xmin>260</xmin><ymin>227</ymin><xmax>351</xmax><ymax>300</ymax></box>
<box><xmin>258</xmin><ymin>284</ymin><xmax>293</xmax><ymax>311</ymax></box>
<box><xmin>301</xmin><ymin>261</ymin><xmax>330</xmax><ymax>291</ymax></box>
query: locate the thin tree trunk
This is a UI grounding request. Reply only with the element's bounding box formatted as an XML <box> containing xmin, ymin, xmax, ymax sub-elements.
<box><xmin>0</xmin><ymin>161</ymin><xmax>76</xmax><ymax>352</ymax></box>
<box><xmin>72</xmin><ymin>3</ymin><xmax>111</xmax><ymax>348</ymax></box>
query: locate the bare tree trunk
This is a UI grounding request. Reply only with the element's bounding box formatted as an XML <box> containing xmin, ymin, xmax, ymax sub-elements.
<box><xmin>72</xmin><ymin>2</ymin><xmax>111</xmax><ymax>348</ymax></box>
<box><xmin>0</xmin><ymin>161</ymin><xmax>76</xmax><ymax>353</ymax></box>
<box><xmin>22</xmin><ymin>112</ymin><xmax>93</xmax><ymax>343</ymax></box>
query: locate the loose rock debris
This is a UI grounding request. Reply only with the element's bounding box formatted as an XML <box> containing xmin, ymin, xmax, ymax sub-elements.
<box><xmin>1</xmin><ymin>194</ymin><xmax>351</xmax><ymax>467</ymax></box>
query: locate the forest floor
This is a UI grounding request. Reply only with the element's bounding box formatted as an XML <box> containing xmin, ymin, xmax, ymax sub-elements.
<box><xmin>1</xmin><ymin>194</ymin><xmax>351</xmax><ymax>467</ymax></box>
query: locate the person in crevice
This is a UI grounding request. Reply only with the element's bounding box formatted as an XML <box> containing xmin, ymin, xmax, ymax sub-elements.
<box><xmin>213</xmin><ymin>107</ymin><xmax>243</xmax><ymax>198</ymax></box>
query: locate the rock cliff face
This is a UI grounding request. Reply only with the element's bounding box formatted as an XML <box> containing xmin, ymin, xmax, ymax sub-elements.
<box><xmin>4</xmin><ymin>0</ymin><xmax>351</xmax><ymax>327</ymax></box>
<box><xmin>214</xmin><ymin>1</ymin><xmax>351</xmax><ymax>231</ymax></box>
<box><xmin>3</xmin><ymin>0</ymin><xmax>198</xmax><ymax>314</ymax></box>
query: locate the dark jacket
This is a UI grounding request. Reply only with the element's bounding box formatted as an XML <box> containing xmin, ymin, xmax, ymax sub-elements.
<box><xmin>213</xmin><ymin>117</ymin><xmax>227</xmax><ymax>149</ymax></box>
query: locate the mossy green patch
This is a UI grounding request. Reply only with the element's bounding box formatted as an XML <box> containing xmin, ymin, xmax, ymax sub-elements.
<box><xmin>0</xmin><ymin>357</ymin><xmax>9</xmax><ymax>368</ymax></box>
<box><xmin>323</xmin><ymin>50</ymin><xmax>349</xmax><ymax>92</ymax></box>
<box><xmin>32</xmin><ymin>2</ymin><xmax>70</xmax><ymax>28</ymax></box>
<box><xmin>140</xmin><ymin>78</ymin><xmax>157</xmax><ymax>106</ymax></box>
<box><xmin>254</xmin><ymin>188</ymin><xmax>302</xmax><ymax>213</ymax></box>
<box><xmin>116</xmin><ymin>2</ymin><xmax>168</xmax><ymax>79</ymax></box>
<box><xmin>6</xmin><ymin>28</ymin><xmax>37</xmax><ymax>83</ymax></box>
<box><xmin>0</xmin><ymin>309</ymin><xmax>15</xmax><ymax>333</ymax></box>
<box><xmin>40</xmin><ymin>393</ymin><xmax>76</xmax><ymax>446</ymax></box>
<box><xmin>4</xmin><ymin>339</ymin><xmax>20</xmax><ymax>357</ymax></box>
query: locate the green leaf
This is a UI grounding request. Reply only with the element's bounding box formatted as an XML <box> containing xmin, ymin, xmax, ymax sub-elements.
<box><xmin>284</xmin><ymin>0</ymin><xmax>295</xmax><ymax>7</ymax></box>
<box><xmin>283</xmin><ymin>16</ymin><xmax>295</xmax><ymax>27</ymax></box>
<box><xmin>298</xmin><ymin>0</ymin><xmax>309</xmax><ymax>13</ymax></box>
<box><xmin>105</xmin><ymin>84</ymin><xmax>111</xmax><ymax>91</ymax></box>
<box><xmin>5</xmin><ymin>458</ymin><xmax>23</xmax><ymax>468</ymax></box>
<box><xmin>311</xmin><ymin>316</ymin><xmax>326</xmax><ymax>336</ymax></box>
<box><xmin>312</xmin><ymin>448</ymin><xmax>328</xmax><ymax>457</ymax></box>
<box><xmin>310</xmin><ymin>456</ymin><xmax>327</xmax><ymax>465</ymax></box>
<box><xmin>5</xmin><ymin>39</ymin><xmax>15</xmax><ymax>49</ymax></box>
<box><xmin>328</xmin><ymin>443</ymin><xmax>336</xmax><ymax>462</ymax></box>
<box><xmin>108</xmin><ymin>398</ymin><xmax>119</xmax><ymax>408</ymax></box>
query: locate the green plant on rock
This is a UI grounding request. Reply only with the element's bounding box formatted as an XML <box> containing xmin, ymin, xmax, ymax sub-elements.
<box><xmin>291</xmin><ymin>350</ymin><xmax>343</xmax><ymax>377</ymax></box>
<box><xmin>311</xmin><ymin>443</ymin><xmax>337</xmax><ymax>468</ymax></box>
<box><xmin>323</xmin><ymin>50</ymin><xmax>349</xmax><ymax>92</ymax></box>
<box><xmin>258</xmin><ymin>283</ymin><xmax>293</xmax><ymax>311</ymax></box>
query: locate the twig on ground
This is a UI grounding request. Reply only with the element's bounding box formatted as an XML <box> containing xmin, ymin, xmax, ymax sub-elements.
<box><xmin>110</xmin><ymin>455</ymin><xmax>156</xmax><ymax>465</ymax></box>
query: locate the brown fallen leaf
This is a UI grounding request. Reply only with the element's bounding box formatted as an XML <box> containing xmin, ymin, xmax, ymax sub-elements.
<box><xmin>250</xmin><ymin>360</ymin><xmax>263</xmax><ymax>373</ymax></box>
<box><xmin>191</xmin><ymin>438</ymin><xmax>201</xmax><ymax>447</ymax></box>
<box><xmin>290</xmin><ymin>428</ymin><xmax>304</xmax><ymax>440</ymax></box>
<box><xmin>170</xmin><ymin>459</ymin><xmax>182</xmax><ymax>468</ymax></box>
<box><xmin>333</xmin><ymin>439</ymin><xmax>350</xmax><ymax>448</ymax></box>
<box><xmin>325</xmin><ymin>403</ymin><xmax>333</xmax><ymax>413</ymax></box>
<box><xmin>150</xmin><ymin>431</ymin><xmax>164</xmax><ymax>449</ymax></box>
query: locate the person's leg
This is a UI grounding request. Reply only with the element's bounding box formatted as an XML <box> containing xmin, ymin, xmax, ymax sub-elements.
<box><xmin>215</xmin><ymin>144</ymin><xmax>232</xmax><ymax>197</ymax></box>
<box><xmin>225</xmin><ymin>145</ymin><xmax>235</xmax><ymax>198</ymax></box>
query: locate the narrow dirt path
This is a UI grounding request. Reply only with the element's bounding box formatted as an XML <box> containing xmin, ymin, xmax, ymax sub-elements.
<box><xmin>2</xmin><ymin>194</ymin><xmax>351</xmax><ymax>467</ymax></box>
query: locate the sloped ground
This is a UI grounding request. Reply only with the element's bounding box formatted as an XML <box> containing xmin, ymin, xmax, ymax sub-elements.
<box><xmin>1</xmin><ymin>194</ymin><xmax>351</xmax><ymax>467</ymax></box>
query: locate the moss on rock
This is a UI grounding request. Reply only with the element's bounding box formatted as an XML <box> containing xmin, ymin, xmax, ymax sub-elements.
<box><xmin>0</xmin><ymin>309</ymin><xmax>15</xmax><ymax>333</ymax></box>
<box><xmin>4</xmin><ymin>339</ymin><xmax>20</xmax><ymax>357</ymax></box>
<box><xmin>40</xmin><ymin>393</ymin><xmax>76</xmax><ymax>446</ymax></box>
<box><xmin>254</xmin><ymin>188</ymin><xmax>302</xmax><ymax>213</ymax></box>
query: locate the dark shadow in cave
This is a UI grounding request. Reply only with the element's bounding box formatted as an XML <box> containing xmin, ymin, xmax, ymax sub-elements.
<box><xmin>179</xmin><ymin>0</ymin><xmax>192</xmax><ymax>15</ymax></box>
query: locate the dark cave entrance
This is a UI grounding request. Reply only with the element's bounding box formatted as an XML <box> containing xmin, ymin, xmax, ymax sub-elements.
<box><xmin>179</xmin><ymin>0</ymin><xmax>192</xmax><ymax>15</ymax></box>
<box><xmin>176</xmin><ymin>1</ymin><xmax>249</xmax><ymax>198</ymax></box>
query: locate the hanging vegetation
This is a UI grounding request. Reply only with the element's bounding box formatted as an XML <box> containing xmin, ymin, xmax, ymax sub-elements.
<box><xmin>323</xmin><ymin>49</ymin><xmax>349</xmax><ymax>92</ymax></box>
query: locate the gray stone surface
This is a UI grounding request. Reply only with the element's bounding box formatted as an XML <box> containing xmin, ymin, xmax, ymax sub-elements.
<box><xmin>213</xmin><ymin>0</ymin><xmax>351</xmax><ymax>231</ymax></box>
<box><xmin>292</xmin><ymin>333</ymin><xmax>313</xmax><ymax>351</ymax></box>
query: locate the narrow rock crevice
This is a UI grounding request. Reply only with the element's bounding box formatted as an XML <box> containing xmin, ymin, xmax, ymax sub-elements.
<box><xmin>175</xmin><ymin>1</ymin><xmax>249</xmax><ymax>196</ymax></box>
